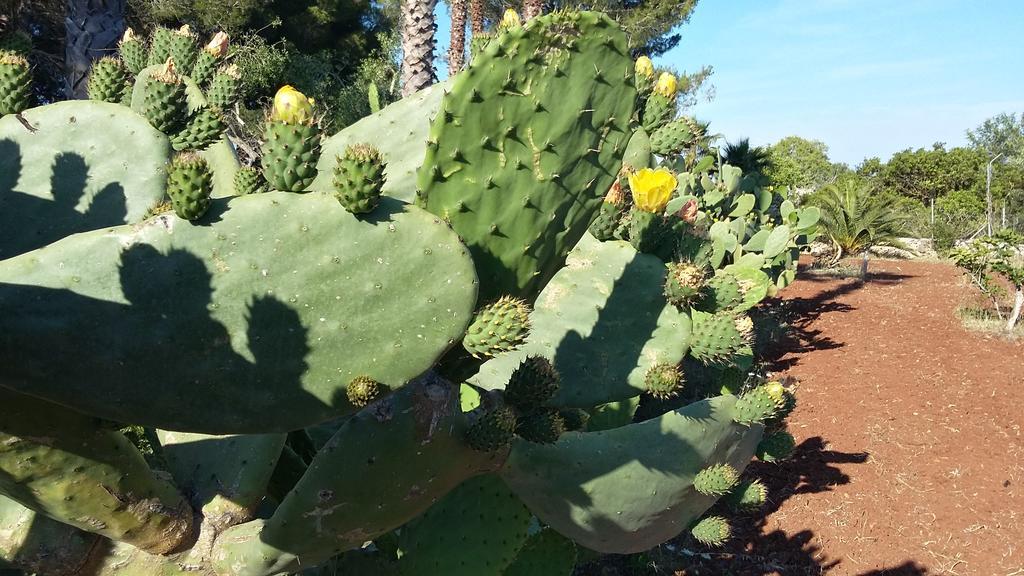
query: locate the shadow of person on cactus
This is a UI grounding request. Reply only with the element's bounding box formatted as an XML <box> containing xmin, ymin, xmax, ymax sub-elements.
<box><xmin>0</xmin><ymin>244</ymin><xmax>315</xmax><ymax>433</ymax></box>
<box><xmin>0</xmin><ymin>140</ymin><xmax>127</xmax><ymax>260</ymax></box>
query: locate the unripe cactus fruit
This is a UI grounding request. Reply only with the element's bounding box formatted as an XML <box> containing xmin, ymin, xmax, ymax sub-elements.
<box><xmin>333</xmin><ymin>143</ymin><xmax>386</xmax><ymax>215</ymax></box>
<box><xmin>756</xmin><ymin>430</ymin><xmax>796</xmax><ymax>463</ymax></box>
<box><xmin>206</xmin><ymin>64</ymin><xmax>241</xmax><ymax>110</ymax></box>
<box><xmin>171</xmin><ymin>106</ymin><xmax>226</xmax><ymax>151</ymax></box>
<box><xmin>504</xmin><ymin>356</ymin><xmax>560</xmax><ymax>409</ymax></box>
<box><xmin>642</xmin><ymin>90</ymin><xmax>676</xmax><ymax>133</ymax></box>
<box><xmin>0</xmin><ymin>50</ymin><xmax>32</xmax><ymax>116</ymax></box>
<box><xmin>261</xmin><ymin>86</ymin><xmax>321</xmax><ymax>192</ymax></box>
<box><xmin>589</xmin><ymin>180</ymin><xmax>627</xmax><ymax>241</ymax></box>
<box><xmin>644</xmin><ymin>362</ymin><xmax>683</xmax><ymax>400</ymax></box>
<box><xmin>142</xmin><ymin>59</ymin><xmax>189</xmax><ymax>134</ymax></box>
<box><xmin>169</xmin><ymin>25</ymin><xmax>198</xmax><ymax>74</ymax></box>
<box><xmin>463</xmin><ymin>296</ymin><xmax>531</xmax><ymax>358</ymax></box>
<box><xmin>664</xmin><ymin>262</ymin><xmax>706</xmax><ymax>307</ymax></box>
<box><xmin>699</xmin><ymin>274</ymin><xmax>744</xmax><ymax>313</ymax></box>
<box><xmin>118</xmin><ymin>28</ymin><xmax>147</xmax><ymax>74</ymax></box>
<box><xmin>147</xmin><ymin>26</ymin><xmax>174</xmax><ymax>66</ymax></box>
<box><xmin>723</xmin><ymin>479</ymin><xmax>768</xmax><ymax>512</ymax></box>
<box><xmin>516</xmin><ymin>408</ymin><xmax>566</xmax><ymax>445</ymax></box>
<box><xmin>693</xmin><ymin>463</ymin><xmax>740</xmax><ymax>496</ymax></box>
<box><xmin>87</xmin><ymin>57</ymin><xmax>131</xmax><ymax>103</ymax></box>
<box><xmin>466</xmin><ymin>406</ymin><xmax>517</xmax><ymax>452</ymax></box>
<box><xmin>691</xmin><ymin>515</ymin><xmax>730</xmax><ymax>547</ymax></box>
<box><xmin>166</xmin><ymin>152</ymin><xmax>213</xmax><ymax>221</ymax></box>
<box><xmin>689</xmin><ymin>309</ymin><xmax>748</xmax><ymax>365</ymax></box>
<box><xmin>346</xmin><ymin>376</ymin><xmax>387</xmax><ymax>408</ymax></box>
<box><xmin>649</xmin><ymin>117</ymin><xmax>699</xmax><ymax>157</ymax></box>
<box><xmin>192</xmin><ymin>31</ymin><xmax>228</xmax><ymax>86</ymax></box>
<box><xmin>233</xmin><ymin>166</ymin><xmax>268</xmax><ymax>196</ymax></box>
<box><xmin>733</xmin><ymin>384</ymin><xmax>786</xmax><ymax>426</ymax></box>
<box><xmin>558</xmin><ymin>408</ymin><xmax>590</xmax><ymax>432</ymax></box>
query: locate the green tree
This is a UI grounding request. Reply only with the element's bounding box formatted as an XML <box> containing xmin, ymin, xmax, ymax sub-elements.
<box><xmin>765</xmin><ymin>136</ymin><xmax>840</xmax><ymax>194</ymax></box>
<box><xmin>880</xmin><ymin>144</ymin><xmax>985</xmax><ymax>203</ymax></box>
<box><xmin>722</xmin><ymin>138</ymin><xmax>771</xmax><ymax>187</ymax></box>
<box><xmin>967</xmin><ymin>112</ymin><xmax>1024</xmax><ymax>162</ymax></box>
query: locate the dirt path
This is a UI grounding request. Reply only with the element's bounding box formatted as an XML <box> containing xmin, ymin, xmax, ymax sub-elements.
<box><xmin>687</xmin><ymin>259</ymin><xmax>1024</xmax><ymax>576</ymax></box>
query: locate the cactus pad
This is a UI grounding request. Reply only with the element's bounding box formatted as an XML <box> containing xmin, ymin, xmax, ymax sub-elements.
<box><xmin>472</xmin><ymin>233</ymin><xmax>691</xmax><ymax>408</ymax></box>
<box><xmin>416</xmin><ymin>11</ymin><xmax>636</xmax><ymax>303</ymax></box>
<box><xmin>756</xmin><ymin>430</ymin><xmax>797</xmax><ymax>462</ymax></box>
<box><xmin>503</xmin><ymin>528</ymin><xmax>577</xmax><ymax>576</ymax></box>
<box><xmin>500</xmin><ymin>395</ymin><xmax>763</xmax><ymax>553</ymax></box>
<box><xmin>333</xmin><ymin>143</ymin><xmax>385</xmax><ymax>214</ymax></box>
<box><xmin>0</xmin><ymin>194</ymin><xmax>477</xmax><ymax>433</ymax></box>
<box><xmin>693</xmin><ymin>463</ymin><xmax>740</xmax><ymax>496</ymax></box>
<box><xmin>0</xmin><ymin>495</ymin><xmax>99</xmax><ymax>574</ymax></box>
<box><xmin>464</xmin><ymin>296</ymin><xmax>532</xmax><ymax>358</ymax></box>
<box><xmin>689</xmin><ymin>309</ymin><xmax>749</xmax><ymax>365</ymax></box>
<box><xmin>691</xmin><ymin>515</ymin><xmax>730</xmax><ymax>547</ymax></box>
<box><xmin>504</xmin><ymin>355</ymin><xmax>560</xmax><ymax>409</ymax></box>
<box><xmin>558</xmin><ymin>408</ymin><xmax>590</xmax><ymax>432</ymax></box>
<box><xmin>166</xmin><ymin>152</ymin><xmax>213</xmax><ymax>220</ymax></box>
<box><xmin>516</xmin><ymin>408</ymin><xmax>566</xmax><ymax>444</ymax></box>
<box><xmin>0</xmin><ymin>50</ymin><xmax>31</xmax><ymax>116</ymax></box>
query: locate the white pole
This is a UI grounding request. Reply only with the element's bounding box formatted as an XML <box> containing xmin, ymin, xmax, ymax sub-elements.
<box><xmin>987</xmin><ymin>153</ymin><xmax>1004</xmax><ymax>236</ymax></box>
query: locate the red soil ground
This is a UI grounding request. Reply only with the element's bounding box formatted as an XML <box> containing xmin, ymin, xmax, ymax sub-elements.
<box><xmin>672</xmin><ymin>258</ymin><xmax>1024</xmax><ymax>575</ymax></box>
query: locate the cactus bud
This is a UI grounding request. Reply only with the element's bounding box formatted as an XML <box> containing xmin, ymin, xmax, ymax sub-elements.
<box><xmin>644</xmin><ymin>362</ymin><xmax>683</xmax><ymax>399</ymax></box>
<box><xmin>676</xmin><ymin>197</ymin><xmax>698</xmax><ymax>223</ymax></box>
<box><xmin>654</xmin><ymin>72</ymin><xmax>677</xmax><ymax>99</ymax></box>
<box><xmin>691</xmin><ymin>516</ymin><xmax>731</xmax><ymax>547</ymax></box>
<box><xmin>271</xmin><ymin>85</ymin><xmax>315</xmax><ymax>125</ymax></box>
<box><xmin>693</xmin><ymin>463</ymin><xmax>740</xmax><ymax>496</ymax></box>
<box><xmin>635</xmin><ymin>56</ymin><xmax>654</xmax><ymax>78</ymax></box>
<box><xmin>500</xmin><ymin>9</ymin><xmax>522</xmax><ymax>29</ymax></box>
<box><xmin>204</xmin><ymin>31</ymin><xmax>229</xmax><ymax>57</ymax></box>
<box><xmin>628</xmin><ymin>168</ymin><xmax>677</xmax><ymax>213</ymax></box>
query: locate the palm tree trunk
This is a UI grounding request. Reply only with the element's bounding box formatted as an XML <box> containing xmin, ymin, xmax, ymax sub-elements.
<box><xmin>400</xmin><ymin>0</ymin><xmax>438</xmax><ymax>97</ymax></box>
<box><xmin>65</xmin><ymin>0</ymin><xmax>126</xmax><ymax>99</ymax></box>
<box><xmin>469</xmin><ymin>0</ymin><xmax>483</xmax><ymax>34</ymax></box>
<box><xmin>1008</xmin><ymin>286</ymin><xmax>1023</xmax><ymax>332</ymax></box>
<box><xmin>448</xmin><ymin>0</ymin><xmax>466</xmax><ymax>74</ymax></box>
<box><xmin>522</xmin><ymin>0</ymin><xmax>543</xmax><ymax>20</ymax></box>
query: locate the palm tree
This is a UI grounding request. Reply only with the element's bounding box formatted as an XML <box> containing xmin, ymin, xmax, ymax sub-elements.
<box><xmin>723</xmin><ymin>138</ymin><xmax>772</xmax><ymax>185</ymax></box>
<box><xmin>813</xmin><ymin>180</ymin><xmax>909</xmax><ymax>266</ymax></box>
<box><xmin>448</xmin><ymin>0</ymin><xmax>467</xmax><ymax>73</ymax></box>
<box><xmin>400</xmin><ymin>0</ymin><xmax>438</xmax><ymax>97</ymax></box>
<box><xmin>469</xmin><ymin>0</ymin><xmax>484</xmax><ymax>34</ymax></box>
<box><xmin>65</xmin><ymin>0</ymin><xmax>126</xmax><ymax>99</ymax></box>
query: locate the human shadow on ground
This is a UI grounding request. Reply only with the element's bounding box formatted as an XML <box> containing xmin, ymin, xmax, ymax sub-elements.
<box><xmin>0</xmin><ymin>139</ymin><xmax>130</xmax><ymax>260</ymax></box>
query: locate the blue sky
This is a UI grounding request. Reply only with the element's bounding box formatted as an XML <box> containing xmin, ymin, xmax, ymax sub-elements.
<box><xmin>434</xmin><ymin>0</ymin><xmax>1024</xmax><ymax>166</ymax></box>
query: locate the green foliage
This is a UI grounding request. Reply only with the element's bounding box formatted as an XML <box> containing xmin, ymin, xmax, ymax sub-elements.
<box><xmin>950</xmin><ymin>230</ymin><xmax>1024</xmax><ymax>330</ymax></box>
<box><xmin>880</xmin><ymin>144</ymin><xmax>985</xmax><ymax>202</ymax></box>
<box><xmin>723</xmin><ymin>138</ymin><xmax>772</xmax><ymax>187</ymax></box>
<box><xmin>966</xmin><ymin>112</ymin><xmax>1024</xmax><ymax>162</ymax></box>
<box><xmin>765</xmin><ymin>135</ymin><xmax>841</xmax><ymax>192</ymax></box>
<box><xmin>810</xmin><ymin>180</ymin><xmax>909</xmax><ymax>259</ymax></box>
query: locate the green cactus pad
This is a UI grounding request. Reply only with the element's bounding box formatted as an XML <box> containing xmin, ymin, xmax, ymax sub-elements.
<box><xmin>394</xmin><ymin>475</ymin><xmax>531</xmax><ymax>576</ymax></box>
<box><xmin>516</xmin><ymin>408</ymin><xmax>566</xmax><ymax>444</ymax></box>
<box><xmin>0</xmin><ymin>100</ymin><xmax>170</xmax><ymax>259</ymax></box>
<box><xmin>333</xmin><ymin>143</ymin><xmax>385</xmax><ymax>214</ymax></box>
<box><xmin>467</xmin><ymin>406</ymin><xmax>518</xmax><ymax>452</ymax></box>
<box><xmin>0</xmin><ymin>389</ymin><xmax>193</xmax><ymax>554</ymax></box>
<box><xmin>206</xmin><ymin>65</ymin><xmax>241</xmax><ymax>110</ymax></box>
<box><xmin>0</xmin><ymin>51</ymin><xmax>32</xmax><ymax>116</ymax></box>
<box><xmin>171</xmin><ymin>105</ymin><xmax>226</xmax><ymax>151</ymax></box>
<box><xmin>471</xmin><ymin>233</ymin><xmax>691</xmax><ymax>408</ymax></box>
<box><xmin>464</xmin><ymin>296</ymin><xmax>532</xmax><ymax>358</ymax></box>
<box><xmin>723</xmin><ymin>478</ymin><xmax>768</xmax><ymax>512</ymax></box>
<box><xmin>234</xmin><ymin>166</ymin><xmax>268</xmax><ymax>195</ymax></box>
<box><xmin>502</xmin><ymin>528</ymin><xmax>578</xmax><ymax>576</ymax></box>
<box><xmin>86</xmin><ymin>56</ymin><xmax>131</xmax><ymax>103</ymax></box>
<box><xmin>499</xmin><ymin>395</ymin><xmax>763</xmax><ymax>553</ymax></box>
<box><xmin>0</xmin><ymin>495</ymin><xmax>98</xmax><ymax>575</ymax></box>
<box><xmin>690</xmin><ymin>515</ymin><xmax>730</xmax><ymax>547</ymax></box>
<box><xmin>147</xmin><ymin>27</ymin><xmax>174</xmax><ymax>66</ymax></box>
<box><xmin>558</xmin><ymin>408</ymin><xmax>590</xmax><ymax>432</ymax></box>
<box><xmin>261</xmin><ymin>119</ymin><xmax>321</xmax><ymax>192</ymax></box>
<box><xmin>346</xmin><ymin>375</ymin><xmax>388</xmax><ymax>407</ymax></box>
<box><xmin>416</xmin><ymin>11</ymin><xmax>636</xmax><ymax>303</ymax></box>
<box><xmin>0</xmin><ymin>193</ymin><xmax>477</xmax><ymax>433</ymax></box>
<box><xmin>648</xmin><ymin>117</ymin><xmax>698</xmax><ymax>156</ymax></box>
<box><xmin>689</xmin><ymin>309</ymin><xmax>749</xmax><ymax>365</ymax></box>
<box><xmin>191</xmin><ymin>49</ymin><xmax>218</xmax><ymax>86</ymax></box>
<box><xmin>644</xmin><ymin>362</ymin><xmax>684</xmax><ymax>399</ymax></box>
<box><xmin>504</xmin><ymin>355</ymin><xmax>560</xmax><ymax>409</ymax></box>
<box><xmin>119</xmin><ymin>36</ymin><xmax>147</xmax><ymax>75</ymax></box>
<box><xmin>156</xmin><ymin>430</ymin><xmax>286</xmax><ymax>530</ymax></box>
<box><xmin>469</xmin><ymin>32</ymin><xmax>494</xmax><ymax>60</ymax></box>
<box><xmin>311</xmin><ymin>80</ymin><xmax>449</xmax><ymax>202</ymax></box>
<box><xmin>693</xmin><ymin>463</ymin><xmax>740</xmax><ymax>496</ymax></box>
<box><xmin>140</xmin><ymin>64</ymin><xmax>189</xmax><ymax>134</ymax></box>
<box><xmin>665</xmin><ymin>261</ymin><xmax>707</xmax><ymax>307</ymax></box>
<box><xmin>212</xmin><ymin>377</ymin><xmax>504</xmax><ymax>575</ymax></box>
<box><xmin>756</xmin><ymin>430</ymin><xmax>797</xmax><ymax>463</ymax></box>
<box><xmin>166</xmin><ymin>152</ymin><xmax>213</xmax><ymax>220</ymax></box>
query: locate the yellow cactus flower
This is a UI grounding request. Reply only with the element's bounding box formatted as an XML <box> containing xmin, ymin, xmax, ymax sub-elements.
<box><xmin>635</xmin><ymin>56</ymin><xmax>654</xmax><ymax>78</ymax></box>
<box><xmin>628</xmin><ymin>168</ymin><xmax>677</xmax><ymax>213</ymax></box>
<box><xmin>205</xmin><ymin>31</ymin><xmax>230</xmax><ymax>57</ymax></box>
<box><xmin>501</xmin><ymin>9</ymin><xmax>522</xmax><ymax>28</ymax></box>
<box><xmin>271</xmin><ymin>85</ymin><xmax>315</xmax><ymax>125</ymax></box>
<box><xmin>654</xmin><ymin>72</ymin><xmax>678</xmax><ymax>99</ymax></box>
